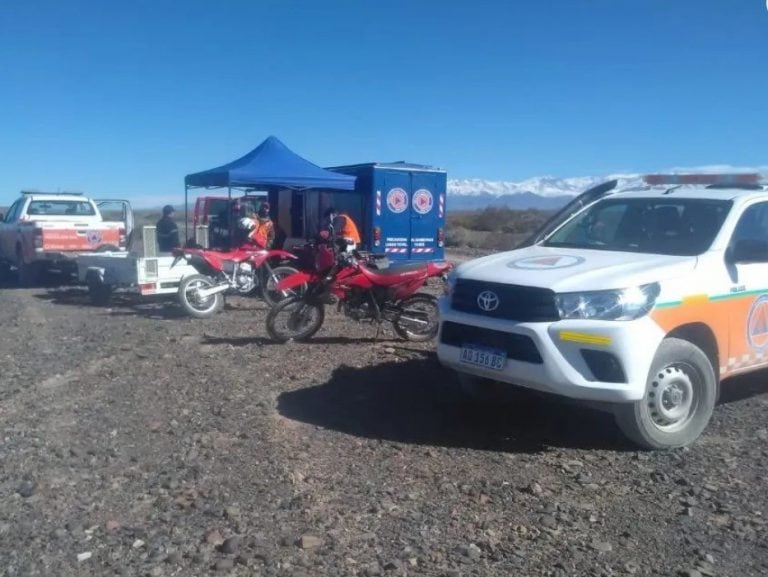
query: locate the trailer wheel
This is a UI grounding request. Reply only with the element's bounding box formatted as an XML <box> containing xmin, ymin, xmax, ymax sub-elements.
<box><xmin>178</xmin><ymin>274</ymin><xmax>224</xmax><ymax>319</ymax></box>
<box><xmin>613</xmin><ymin>337</ymin><xmax>716</xmax><ymax>450</ymax></box>
<box><xmin>87</xmin><ymin>277</ymin><xmax>113</xmax><ymax>306</ymax></box>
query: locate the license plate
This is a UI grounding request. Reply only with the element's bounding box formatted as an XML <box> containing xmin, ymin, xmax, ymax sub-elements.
<box><xmin>459</xmin><ymin>345</ymin><xmax>506</xmax><ymax>371</ymax></box>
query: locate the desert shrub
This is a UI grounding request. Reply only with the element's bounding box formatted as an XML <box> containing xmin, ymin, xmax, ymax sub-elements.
<box><xmin>447</xmin><ymin>207</ymin><xmax>551</xmax><ymax>249</ymax></box>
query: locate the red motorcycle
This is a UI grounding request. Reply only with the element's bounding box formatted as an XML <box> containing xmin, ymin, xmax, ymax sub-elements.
<box><xmin>265</xmin><ymin>240</ymin><xmax>453</xmax><ymax>342</ymax></box>
<box><xmin>172</xmin><ymin>245</ymin><xmax>301</xmax><ymax>318</ymax></box>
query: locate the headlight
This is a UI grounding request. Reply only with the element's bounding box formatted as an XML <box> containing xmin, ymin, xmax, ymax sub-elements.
<box><xmin>555</xmin><ymin>283</ymin><xmax>660</xmax><ymax>321</ymax></box>
<box><xmin>443</xmin><ymin>270</ymin><xmax>457</xmax><ymax>296</ymax></box>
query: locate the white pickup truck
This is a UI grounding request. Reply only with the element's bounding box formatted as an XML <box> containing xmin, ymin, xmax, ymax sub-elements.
<box><xmin>0</xmin><ymin>191</ymin><xmax>132</xmax><ymax>285</ymax></box>
<box><xmin>438</xmin><ymin>173</ymin><xmax>768</xmax><ymax>449</ymax></box>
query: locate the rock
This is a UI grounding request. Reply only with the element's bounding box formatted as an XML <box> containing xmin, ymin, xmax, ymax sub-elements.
<box><xmin>300</xmin><ymin>534</ymin><xmax>322</xmax><ymax>549</ymax></box>
<box><xmin>540</xmin><ymin>515</ymin><xmax>557</xmax><ymax>529</ymax></box>
<box><xmin>52</xmin><ymin>528</ymin><xmax>68</xmax><ymax>540</ymax></box>
<box><xmin>590</xmin><ymin>541</ymin><xmax>613</xmax><ymax>553</ymax></box>
<box><xmin>224</xmin><ymin>506</ymin><xmax>241</xmax><ymax>519</ymax></box>
<box><xmin>695</xmin><ymin>562</ymin><xmax>716</xmax><ymax>577</ymax></box>
<box><xmin>106</xmin><ymin>520</ymin><xmax>121</xmax><ymax>532</ymax></box>
<box><xmin>133</xmin><ymin>539</ymin><xmax>146</xmax><ymax>549</ymax></box>
<box><xmin>70</xmin><ymin>447</ymin><xmax>86</xmax><ymax>458</ymax></box>
<box><xmin>215</xmin><ymin>558</ymin><xmax>235</xmax><ymax>571</ymax></box>
<box><xmin>220</xmin><ymin>536</ymin><xmax>242</xmax><ymax>554</ymax></box>
<box><xmin>525</xmin><ymin>482</ymin><xmax>543</xmax><ymax>496</ymax></box>
<box><xmin>15</xmin><ymin>479</ymin><xmax>37</xmax><ymax>498</ymax></box>
<box><xmin>166</xmin><ymin>552</ymin><xmax>183</xmax><ymax>564</ymax></box>
<box><xmin>679</xmin><ymin>570</ymin><xmax>703</xmax><ymax>577</ymax></box>
<box><xmin>206</xmin><ymin>530</ymin><xmax>225</xmax><ymax>547</ymax></box>
<box><xmin>77</xmin><ymin>552</ymin><xmax>92</xmax><ymax>562</ymax></box>
<box><xmin>465</xmin><ymin>543</ymin><xmax>482</xmax><ymax>560</ymax></box>
<box><xmin>148</xmin><ymin>566</ymin><xmax>164</xmax><ymax>577</ymax></box>
<box><xmin>624</xmin><ymin>561</ymin><xmax>640</xmax><ymax>574</ymax></box>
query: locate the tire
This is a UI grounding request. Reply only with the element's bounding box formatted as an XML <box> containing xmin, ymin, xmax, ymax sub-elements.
<box><xmin>16</xmin><ymin>247</ymin><xmax>39</xmax><ymax>287</ymax></box>
<box><xmin>178</xmin><ymin>274</ymin><xmax>225</xmax><ymax>319</ymax></box>
<box><xmin>96</xmin><ymin>244</ymin><xmax>120</xmax><ymax>252</ymax></box>
<box><xmin>613</xmin><ymin>337</ymin><xmax>717</xmax><ymax>450</ymax></box>
<box><xmin>266</xmin><ymin>296</ymin><xmax>325</xmax><ymax>343</ymax></box>
<box><xmin>260</xmin><ymin>265</ymin><xmax>303</xmax><ymax>307</ymax></box>
<box><xmin>393</xmin><ymin>293</ymin><xmax>439</xmax><ymax>342</ymax></box>
<box><xmin>87</xmin><ymin>277</ymin><xmax>113</xmax><ymax>306</ymax></box>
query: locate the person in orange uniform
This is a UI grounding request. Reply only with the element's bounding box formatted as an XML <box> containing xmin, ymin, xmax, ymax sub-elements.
<box><xmin>322</xmin><ymin>206</ymin><xmax>361</xmax><ymax>252</ymax></box>
<box><xmin>239</xmin><ymin>203</ymin><xmax>275</xmax><ymax>249</ymax></box>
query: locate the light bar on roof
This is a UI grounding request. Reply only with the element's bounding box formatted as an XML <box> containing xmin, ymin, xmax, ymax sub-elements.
<box><xmin>643</xmin><ymin>173</ymin><xmax>760</xmax><ymax>186</ymax></box>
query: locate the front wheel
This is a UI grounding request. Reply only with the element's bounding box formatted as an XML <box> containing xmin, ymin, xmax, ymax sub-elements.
<box><xmin>266</xmin><ymin>296</ymin><xmax>325</xmax><ymax>343</ymax></box>
<box><xmin>178</xmin><ymin>274</ymin><xmax>224</xmax><ymax>319</ymax></box>
<box><xmin>260</xmin><ymin>265</ymin><xmax>304</xmax><ymax>307</ymax></box>
<box><xmin>393</xmin><ymin>294</ymin><xmax>439</xmax><ymax>342</ymax></box>
<box><xmin>613</xmin><ymin>337</ymin><xmax>717</xmax><ymax>450</ymax></box>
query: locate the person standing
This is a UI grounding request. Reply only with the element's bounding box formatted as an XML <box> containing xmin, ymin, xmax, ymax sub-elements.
<box><xmin>321</xmin><ymin>206</ymin><xmax>361</xmax><ymax>251</ymax></box>
<box><xmin>240</xmin><ymin>202</ymin><xmax>275</xmax><ymax>249</ymax></box>
<box><xmin>156</xmin><ymin>204</ymin><xmax>180</xmax><ymax>252</ymax></box>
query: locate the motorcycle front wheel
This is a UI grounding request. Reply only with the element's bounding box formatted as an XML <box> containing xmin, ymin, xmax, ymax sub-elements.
<box><xmin>178</xmin><ymin>274</ymin><xmax>225</xmax><ymax>319</ymax></box>
<box><xmin>266</xmin><ymin>296</ymin><xmax>325</xmax><ymax>343</ymax></box>
<box><xmin>261</xmin><ymin>265</ymin><xmax>305</xmax><ymax>307</ymax></box>
<box><xmin>393</xmin><ymin>293</ymin><xmax>439</xmax><ymax>342</ymax></box>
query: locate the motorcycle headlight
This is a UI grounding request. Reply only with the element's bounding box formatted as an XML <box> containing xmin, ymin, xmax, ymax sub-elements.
<box><xmin>555</xmin><ymin>283</ymin><xmax>660</xmax><ymax>321</ymax></box>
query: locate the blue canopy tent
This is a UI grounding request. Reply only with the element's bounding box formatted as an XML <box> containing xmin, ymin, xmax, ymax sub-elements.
<box><xmin>183</xmin><ymin>136</ymin><xmax>356</xmax><ymax>245</ymax></box>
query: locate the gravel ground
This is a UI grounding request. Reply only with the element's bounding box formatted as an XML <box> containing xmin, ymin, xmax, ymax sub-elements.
<box><xmin>2</xmin><ymin>261</ymin><xmax>768</xmax><ymax>577</ymax></box>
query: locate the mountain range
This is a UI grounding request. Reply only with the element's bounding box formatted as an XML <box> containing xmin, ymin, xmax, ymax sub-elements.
<box><xmin>446</xmin><ymin>174</ymin><xmax>642</xmax><ymax>211</ymax></box>
<box><xmin>446</xmin><ymin>166</ymin><xmax>768</xmax><ymax>211</ymax></box>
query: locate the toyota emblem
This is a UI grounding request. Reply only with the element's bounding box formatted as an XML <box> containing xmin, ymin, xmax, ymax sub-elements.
<box><xmin>477</xmin><ymin>290</ymin><xmax>500</xmax><ymax>312</ymax></box>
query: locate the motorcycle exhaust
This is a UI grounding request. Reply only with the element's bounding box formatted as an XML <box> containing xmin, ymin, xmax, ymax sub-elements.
<box><xmin>195</xmin><ymin>283</ymin><xmax>231</xmax><ymax>299</ymax></box>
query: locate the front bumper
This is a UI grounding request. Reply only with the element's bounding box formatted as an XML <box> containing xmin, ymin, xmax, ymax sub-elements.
<box><xmin>436</xmin><ymin>298</ymin><xmax>664</xmax><ymax>403</ymax></box>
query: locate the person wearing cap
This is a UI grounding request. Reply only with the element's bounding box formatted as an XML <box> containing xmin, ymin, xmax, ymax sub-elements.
<box><xmin>156</xmin><ymin>204</ymin><xmax>180</xmax><ymax>252</ymax></box>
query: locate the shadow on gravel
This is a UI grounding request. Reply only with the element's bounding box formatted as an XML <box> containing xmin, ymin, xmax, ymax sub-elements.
<box><xmin>35</xmin><ymin>288</ymin><xmax>188</xmax><ymax>320</ymax></box>
<box><xmin>719</xmin><ymin>370</ymin><xmax>768</xmax><ymax>405</ymax></box>
<box><xmin>201</xmin><ymin>334</ymin><xmax>410</xmax><ymax>347</ymax></box>
<box><xmin>277</xmin><ymin>356</ymin><xmax>633</xmax><ymax>453</ymax></box>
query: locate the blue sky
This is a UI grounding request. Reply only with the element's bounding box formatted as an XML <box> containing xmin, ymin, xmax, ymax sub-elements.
<box><xmin>1</xmin><ymin>0</ymin><xmax>767</xmax><ymax>206</ymax></box>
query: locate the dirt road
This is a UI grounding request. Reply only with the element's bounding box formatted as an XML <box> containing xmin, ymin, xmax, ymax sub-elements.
<box><xmin>2</xmin><ymin>277</ymin><xmax>768</xmax><ymax>577</ymax></box>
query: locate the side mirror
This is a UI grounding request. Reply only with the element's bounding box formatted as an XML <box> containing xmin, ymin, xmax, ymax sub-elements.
<box><xmin>729</xmin><ymin>238</ymin><xmax>768</xmax><ymax>263</ymax></box>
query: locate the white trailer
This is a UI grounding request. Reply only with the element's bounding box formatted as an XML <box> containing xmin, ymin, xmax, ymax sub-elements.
<box><xmin>76</xmin><ymin>225</ymin><xmax>202</xmax><ymax>305</ymax></box>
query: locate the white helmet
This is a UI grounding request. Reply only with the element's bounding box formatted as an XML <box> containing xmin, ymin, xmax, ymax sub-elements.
<box><xmin>238</xmin><ymin>217</ymin><xmax>256</xmax><ymax>231</ymax></box>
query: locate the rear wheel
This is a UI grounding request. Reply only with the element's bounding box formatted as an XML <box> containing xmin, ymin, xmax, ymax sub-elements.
<box><xmin>260</xmin><ymin>265</ymin><xmax>304</xmax><ymax>307</ymax></box>
<box><xmin>393</xmin><ymin>294</ymin><xmax>439</xmax><ymax>342</ymax></box>
<box><xmin>16</xmin><ymin>247</ymin><xmax>39</xmax><ymax>287</ymax></box>
<box><xmin>613</xmin><ymin>337</ymin><xmax>716</xmax><ymax>450</ymax></box>
<box><xmin>178</xmin><ymin>274</ymin><xmax>224</xmax><ymax>319</ymax></box>
<box><xmin>266</xmin><ymin>296</ymin><xmax>325</xmax><ymax>342</ymax></box>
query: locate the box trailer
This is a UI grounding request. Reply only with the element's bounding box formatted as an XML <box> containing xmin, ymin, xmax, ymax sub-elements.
<box><xmin>327</xmin><ymin>162</ymin><xmax>447</xmax><ymax>261</ymax></box>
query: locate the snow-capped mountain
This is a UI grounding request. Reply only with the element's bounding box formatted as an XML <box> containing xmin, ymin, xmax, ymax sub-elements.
<box><xmin>446</xmin><ymin>174</ymin><xmax>639</xmax><ymax>210</ymax></box>
<box><xmin>446</xmin><ymin>167</ymin><xmax>767</xmax><ymax>211</ymax></box>
<box><xmin>448</xmin><ymin>174</ymin><xmax>640</xmax><ymax>198</ymax></box>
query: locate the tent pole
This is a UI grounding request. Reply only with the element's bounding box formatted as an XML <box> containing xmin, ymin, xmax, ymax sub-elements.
<box><xmin>184</xmin><ymin>184</ymin><xmax>189</xmax><ymax>247</ymax></box>
<box><xmin>228</xmin><ymin>185</ymin><xmax>232</xmax><ymax>250</ymax></box>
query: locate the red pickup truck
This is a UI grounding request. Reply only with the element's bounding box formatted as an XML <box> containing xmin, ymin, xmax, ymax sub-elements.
<box><xmin>0</xmin><ymin>192</ymin><xmax>133</xmax><ymax>285</ymax></box>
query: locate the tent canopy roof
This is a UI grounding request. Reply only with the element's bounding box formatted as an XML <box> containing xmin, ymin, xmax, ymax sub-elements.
<box><xmin>185</xmin><ymin>136</ymin><xmax>356</xmax><ymax>190</ymax></box>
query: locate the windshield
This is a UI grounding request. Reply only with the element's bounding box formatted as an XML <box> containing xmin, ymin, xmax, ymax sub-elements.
<box><xmin>27</xmin><ymin>200</ymin><xmax>96</xmax><ymax>216</ymax></box>
<box><xmin>542</xmin><ymin>198</ymin><xmax>732</xmax><ymax>256</ymax></box>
